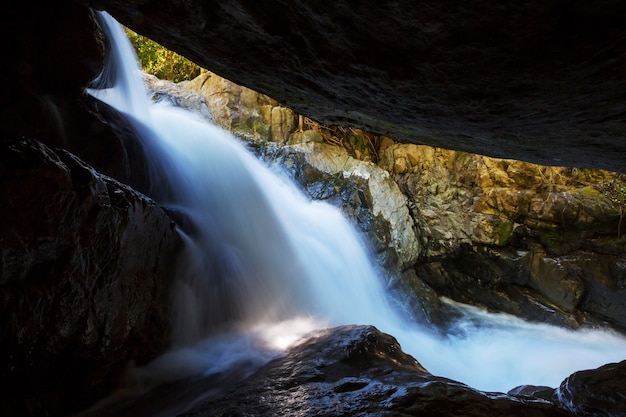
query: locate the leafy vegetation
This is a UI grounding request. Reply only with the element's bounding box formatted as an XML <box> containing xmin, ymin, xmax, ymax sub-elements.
<box><xmin>125</xmin><ymin>28</ymin><xmax>204</xmax><ymax>82</ymax></box>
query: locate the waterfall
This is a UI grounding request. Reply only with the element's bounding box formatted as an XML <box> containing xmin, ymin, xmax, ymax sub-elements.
<box><xmin>90</xmin><ymin>11</ymin><xmax>626</xmax><ymax>399</ymax></box>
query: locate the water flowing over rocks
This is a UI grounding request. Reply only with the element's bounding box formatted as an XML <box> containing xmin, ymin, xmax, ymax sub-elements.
<box><xmin>174</xmin><ymin>74</ymin><xmax>421</xmax><ymax>270</ymax></box>
<box><xmin>154</xmin><ymin>72</ymin><xmax>440</xmax><ymax>323</ymax></box>
<box><xmin>69</xmin><ymin>326</ymin><xmax>626</xmax><ymax>417</ymax></box>
<box><xmin>175</xmin><ymin>71</ymin><xmax>626</xmax><ymax>333</ymax></box>
<box><xmin>0</xmin><ymin>138</ymin><xmax>181</xmax><ymax>416</ymax></box>
<box><xmin>277</xmin><ymin>142</ymin><xmax>420</xmax><ymax>270</ymax></box>
<box><xmin>255</xmin><ymin>142</ymin><xmax>443</xmax><ymax>325</ymax></box>
<box><xmin>180</xmin><ymin>325</ymin><xmax>575</xmax><ymax>417</ymax></box>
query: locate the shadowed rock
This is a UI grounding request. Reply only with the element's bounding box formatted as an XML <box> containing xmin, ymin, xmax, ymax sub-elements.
<box><xmin>83</xmin><ymin>0</ymin><xmax>626</xmax><ymax>171</ymax></box>
<box><xmin>557</xmin><ymin>360</ymin><xmax>626</xmax><ymax>417</ymax></box>
<box><xmin>0</xmin><ymin>138</ymin><xmax>181</xmax><ymax>416</ymax></box>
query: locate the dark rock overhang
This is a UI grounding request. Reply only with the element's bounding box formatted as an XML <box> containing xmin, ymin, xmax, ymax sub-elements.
<box><xmin>82</xmin><ymin>0</ymin><xmax>625</xmax><ymax>172</ymax></box>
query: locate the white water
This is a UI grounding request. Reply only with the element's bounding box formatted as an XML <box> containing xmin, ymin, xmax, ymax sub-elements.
<box><xmin>91</xmin><ymin>11</ymin><xmax>626</xmax><ymax>395</ymax></box>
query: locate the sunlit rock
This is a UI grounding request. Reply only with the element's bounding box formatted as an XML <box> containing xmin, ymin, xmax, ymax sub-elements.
<box><xmin>182</xmin><ymin>72</ymin><xmax>279</xmax><ymax>142</ymax></box>
<box><xmin>144</xmin><ymin>73</ymin><xmax>214</xmax><ymax>122</ymax></box>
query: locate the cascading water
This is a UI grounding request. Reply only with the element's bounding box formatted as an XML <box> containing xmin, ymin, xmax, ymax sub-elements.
<box><xmin>89</xmin><ymin>11</ymin><xmax>626</xmax><ymax>407</ymax></box>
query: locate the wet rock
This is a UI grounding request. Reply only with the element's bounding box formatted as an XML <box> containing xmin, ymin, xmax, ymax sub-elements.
<box><xmin>181</xmin><ymin>325</ymin><xmax>571</xmax><ymax>417</ymax></box>
<box><xmin>525</xmin><ymin>253</ymin><xmax>585</xmax><ymax>313</ymax></box>
<box><xmin>508</xmin><ymin>385</ymin><xmax>557</xmax><ymax>403</ymax></box>
<box><xmin>0</xmin><ymin>138</ymin><xmax>181</xmax><ymax>417</ymax></box>
<box><xmin>556</xmin><ymin>360</ymin><xmax>626</xmax><ymax>417</ymax></box>
<box><xmin>414</xmin><ymin>249</ymin><xmax>590</xmax><ymax>330</ymax></box>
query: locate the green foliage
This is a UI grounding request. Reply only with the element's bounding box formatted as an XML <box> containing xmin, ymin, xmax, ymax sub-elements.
<box><xmin>595</xmin><ymin>173</ymin><xmax>626</xmax><ymax>238</ymax></box>
<box><xmin>595</xmin><ymin>174</ymin><xmax>626</xmax><ymax>208</ymax></box>
<box><xmin>124</xmin><ymin>28</ymin><xmax>203</xmax><ymax>82</ymax></box>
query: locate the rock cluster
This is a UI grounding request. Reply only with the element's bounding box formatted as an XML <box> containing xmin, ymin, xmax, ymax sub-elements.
<box><xmin>76</xmin><ymin>326</ymin><xmax>625</xmax><ymax>416</ymax></box>
<box><xmin>381</xmin><ymin>144</ymin><xmax>626</xmax><ymax>331</ymax></box>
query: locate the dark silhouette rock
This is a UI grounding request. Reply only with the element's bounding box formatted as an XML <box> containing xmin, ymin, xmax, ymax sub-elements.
<box><xmin>508</xmin><ymin>384</ymin><xmax>557</xmax><ymax>403</ymax></box>
<box><xmin>557</xmin><ymin>360</ymin><xmax>626</xmax><ymax>417</ymax></box>
<box><xmin>0</xmin><ymin>138</ymin><xmax>181</xmax><ymax>416</ymax></box>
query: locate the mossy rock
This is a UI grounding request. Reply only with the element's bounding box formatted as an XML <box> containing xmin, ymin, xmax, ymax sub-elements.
<box><xmin>497</xmin><ymin>220</ymin><xmax>515</xmax><ymax>246</ymax></box>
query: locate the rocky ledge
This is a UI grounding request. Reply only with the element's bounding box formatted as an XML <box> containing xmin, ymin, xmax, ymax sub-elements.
<box><xmin>183</xmin><ymin>326</ymin><xmax>569</xmax><ymax>417</ymax></box>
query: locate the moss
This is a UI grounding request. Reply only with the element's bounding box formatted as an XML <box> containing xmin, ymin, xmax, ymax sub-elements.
<box><xmin>230</xmin><ymin>118</ymin><xmax>270</xmax><ymax>141</ymax></box>
<box><xmin>497</xmin><ymin>220</ymin><xmax>514</xmax><ymax>246</ymax></box>
<box><xmin>251</xmin><ymin>120</ymin><xmax>270</xmax><ymax>139</ymax></box>
<box><xmin>539</xmin><ymin>230</ymin><xmax>562</xmax><ymax>254</ymax></box>
<box><xmin>537</xmin><ymin>229</ymin><xmax>587</xmax><ymax>256</ymax></box>
<box><xmin>577</xmin><ymin>185</ymin><xmax>603</xmax><ymax>199</ymax></box>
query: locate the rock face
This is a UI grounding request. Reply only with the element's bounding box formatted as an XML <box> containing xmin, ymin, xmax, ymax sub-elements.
<box><xmin>181</xmin><ymin>325</ymin><xmax>574</xmax><ymax>417</ymax></box>
<box><xmin>0</xmin><ymin>138</ymin><xmax>181</xmax><ymax>416</ymax></box>
<box><xmin>1</xmin><ymin>3</ymin><xmax>187</xmax><ymax>415</ymax></box>
<box><xmin>379</xmin><ymin>144</ymin><xmax>626</xmax><ymax>331</ymax></box>
<box><xmin>84</xmin><ymin>0</ymin><xmax>626</xmax><ymax>172</ymax></box>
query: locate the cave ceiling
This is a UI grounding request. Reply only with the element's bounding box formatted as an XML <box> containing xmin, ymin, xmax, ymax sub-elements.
<box><xmin>83</xmin><ymin>1</ymin><xmax>625</xmax><ymax>171</ymax></box>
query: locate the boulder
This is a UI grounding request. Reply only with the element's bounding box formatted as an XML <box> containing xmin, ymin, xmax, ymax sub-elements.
<box><xmin>0</xmin><ymin>138</ymin><xmax>181</xmax><ymax>417</ymax></box>
<box><xmin>557</xmin><ymin>360</ymin><xmax>626</xmax><ymax>417</ymax></box>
